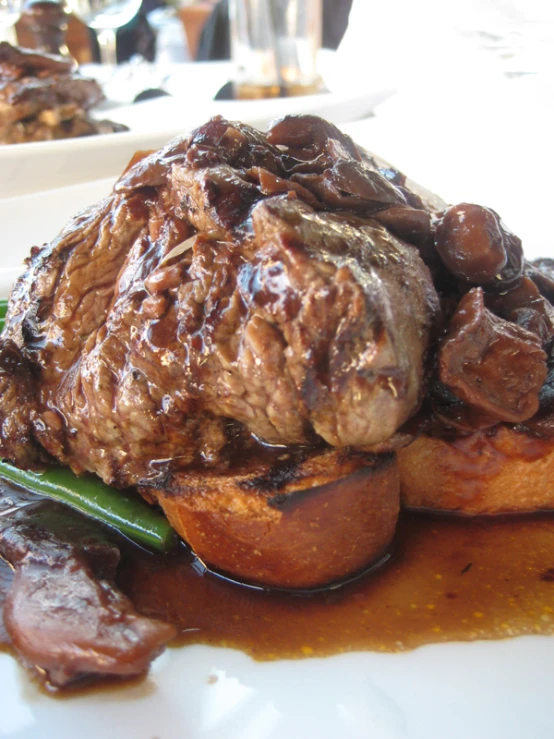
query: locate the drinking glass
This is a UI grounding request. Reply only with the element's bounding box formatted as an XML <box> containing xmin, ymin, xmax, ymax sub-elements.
<box><xmin>65</xmin><ymin>0</ymin><xmax>142</xmax><ymax>65</ymax></box>
<box><xmin>0</xmin><ymin>0</ymin><xmax>24</xmax><ymax>44</ymax></box>
<box><xmin>229</xmin><ymin>0</ymin><xmax>323</xmax><ymax>99</ymax></box>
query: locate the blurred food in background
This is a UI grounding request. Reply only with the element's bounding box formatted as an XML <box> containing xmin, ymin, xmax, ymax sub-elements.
<box><xmin>0</xmin><ymin>41</ymin><xmax>127</xmax><ymax>142</ymax></box>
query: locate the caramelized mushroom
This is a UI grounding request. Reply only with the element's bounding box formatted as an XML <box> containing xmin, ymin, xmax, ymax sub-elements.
<box><xmin>435</xmin><ymin>203</ymin><xmax>523</xmax><ymax>288</ymax></box>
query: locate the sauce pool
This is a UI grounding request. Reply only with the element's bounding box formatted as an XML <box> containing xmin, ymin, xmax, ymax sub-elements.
<box><xmin>117</xmin><ymin>510</ymin><xmax>554</xmax><ymax>658</ymax></box>
<box><xmin>2</xmin><ymin>494</ymin><xmax>554</xmax><ymax>679</ymax></box>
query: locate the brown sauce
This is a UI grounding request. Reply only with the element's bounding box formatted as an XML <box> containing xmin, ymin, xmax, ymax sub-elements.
<box><xmin>2</xmin><ymin>493</ymin><xmax>554</xmax><ymax>678</ymax></box>
<box><xmin>117</xmin><ymin>510</ymin><xmax>554</xmax><ymax>658</ymax></box>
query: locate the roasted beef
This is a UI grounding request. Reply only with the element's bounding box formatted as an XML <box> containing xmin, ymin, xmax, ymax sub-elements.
<box><xmin>0</xmin><ymin>115</ymin><xmax>441</xmax><ymax>488</ymax></box>
<box><xmin>1</xmin><ymin>113</ymin><xmax>554</xmax><ymax>683</ymax></box>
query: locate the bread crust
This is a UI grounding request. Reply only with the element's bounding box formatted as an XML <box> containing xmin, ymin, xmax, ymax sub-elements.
<box><xmin>146</xmin><ymin>448</ymin><xmax>399</xmax><ymax>589</ymax></box>
<box><xmin>398</xmin><ymin>425</ymin><xmax>554</xmax><ymax>515</ymax></box>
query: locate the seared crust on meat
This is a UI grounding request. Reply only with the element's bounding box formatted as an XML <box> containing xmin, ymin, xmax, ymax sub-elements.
<box><xmin>0</xmin><ymin>115</ymin><xmax>440</xmax><ymax>489</ymax></box>
<box><xmin>0</xmin><ymin>339</ymin><xmax>43</xmax><ymax>468</ymax></box>
<box><xmin>245</xmin><ymin>197</ymin><xmax>439</xmax><ymax>447</ymax></box>
<box><xmin>398</xmin><ymin>426</ymin><xmax>554</xmax><ymax>514</ymax></box>
<box><xmin>146</xmin><ymin>448</ymin><xmax>399</xmax><ymax>588</ymax></box>
<box><xmin>2</xmin><ymin>112</ymin><xmax>553</xmax><ymax>590</ymax></box>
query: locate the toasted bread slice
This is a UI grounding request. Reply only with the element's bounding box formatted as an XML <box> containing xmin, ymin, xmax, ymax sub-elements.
<box><xmin>146</xmin><ymin>448</ymin><xmax>399</xmax><ymax>589</ymax></box>
<box><xmin>398</xmin><ymin>426</ymin><xmax>554</xmax><ymax>515</ymax></box>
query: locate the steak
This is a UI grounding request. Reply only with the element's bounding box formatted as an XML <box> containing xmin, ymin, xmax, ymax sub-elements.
<box><xmin>0</xmin><ymin>115</ymin><xmax>440</xmax><ymax>488</ymax></box>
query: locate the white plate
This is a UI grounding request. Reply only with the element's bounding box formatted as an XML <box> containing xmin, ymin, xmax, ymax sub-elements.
<box><xmin>0</xmin><ymin>88</ymin><xmax>390</xmax><ymax>200</ymax></box>
<box><xmin>1</xmin><ymin>142</ymin><xmax>553</xmax><ymax>739</ymax></box>
<box><xmin>341</xmin><ymin>75</ymin><xmax>554</xmax><ymax>259</ymax></box>
<box><xmin>0</xmin><ymin>56</ymin><xmax>392</xmax><ymax>199</ymax></box>
<box><xmin>107</xmin><ymin>85</ymin><xmax>390</xmax><ymax>137</ymax></box>
<box><xmin>2</xmin><ymin>638</ymin><xmax>554</xmax><ymax>739</ymax></box>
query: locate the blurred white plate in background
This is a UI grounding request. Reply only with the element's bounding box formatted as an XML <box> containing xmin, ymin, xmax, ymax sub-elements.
<box><xmin>0</xmin><ymin>51</ymin><xmax>393</xmax><ymax>199</ymax></box>
<box><xmin>0</xmin><ymin>86</ymin><xmax>390</xmax><ymax>199</ymax></box>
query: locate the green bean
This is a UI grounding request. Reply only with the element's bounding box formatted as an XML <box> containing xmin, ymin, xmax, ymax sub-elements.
<box><xmin>0</xmin><ymin>300</ymin><xmax>176</xmax><ymax>551</ymax></box>
<box><xmin>0</xmin><ymin>460</ymin><xmax>178</xmax><ymax>553</ymax></box>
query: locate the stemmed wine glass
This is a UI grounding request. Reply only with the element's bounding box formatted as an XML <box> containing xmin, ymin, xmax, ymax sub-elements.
<box><xmin>0</xmin><ymin>0</ymin><xmax>24</xmax><ymax>44</ymax></box>
<box><xmin>65</xmin><ymin>0</ymin><xmax>142</xmax><ymax>66</ymax></box>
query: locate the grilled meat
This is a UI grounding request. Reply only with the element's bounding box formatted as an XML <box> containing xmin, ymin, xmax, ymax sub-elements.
<box><xmin>2</xmin><ymin>113</ymin><xmax>552</xmax><ymax>592</ymax></box>
<box><xmin>0</xmin><ymin>115</ymin><xmax>440</xmax><ymax>488</ymax></box>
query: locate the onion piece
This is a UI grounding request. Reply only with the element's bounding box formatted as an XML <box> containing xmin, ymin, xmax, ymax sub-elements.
<box><xmin>159</xmin><ymin>235</ymin><xmax>196</xmax><ymax>265</ymax></box>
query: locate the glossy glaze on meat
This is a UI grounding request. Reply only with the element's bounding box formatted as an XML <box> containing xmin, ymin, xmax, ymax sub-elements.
<box><xmin>1</xmin><ymin>114</ymin><xmax>552</xmax><ymax>475</ymax></box>
<box><xmin>0</xmin><ymin>115</ymin><xmax>441</xmax><ymax>487</ymax></box>
<box><xmin>0</xmin><ymin>114</ymin><xmax>554</xmax><ymax>689</ymax></box>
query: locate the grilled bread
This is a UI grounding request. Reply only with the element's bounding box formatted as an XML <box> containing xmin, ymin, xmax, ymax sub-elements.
<box><xmin>145</xmin><ymin>448</ymin><xmax>399</xmax><ymax>589</ymax></box>
<box><xmin>398</xmin><ymin>426</ymin><xmax>554</xmax><ymax>515</ymax></box>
